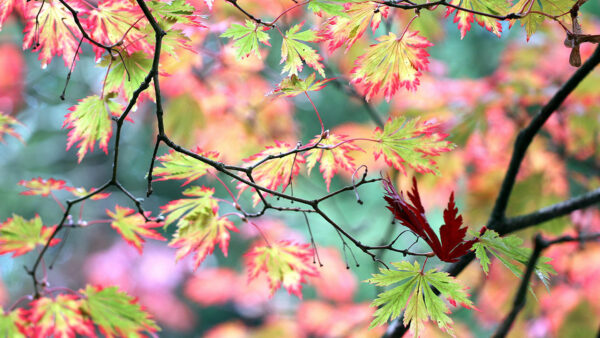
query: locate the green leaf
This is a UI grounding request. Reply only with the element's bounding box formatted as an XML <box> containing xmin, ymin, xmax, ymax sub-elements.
<box><xmin>107</xmin><ymin>205</ymin><xmax>165</xmax><ymax>254</ymax></box>
<box><xmin>0</xmin><ymin>214</ymin><xmax>58</xmax><ymax>257</ymax></box>
<box><xmin>221</xmin><ymin>20</ymin><xmax>271</xmax><ymax>59</ymax></box>
<box><xmin>367</xmin><ymin>261</ymin><xmax>474</xmax><ymax>335</ymax></box>
<box><xmin>307</xmin><ymin>0</ymin><xmax>348</xmax><ymax>17</ymax></box>
<box><xmin>29</xmin><ymin>295</ymin><xmax>95</xmax><ymax>337</ymax></box>
<box><xmin>273</xmin><ymin>73</ymin><xmax>333</xmax><ymax>97</ymax></box>
<box><xmin>373</xmin><ymin>117</ymin><xmax>455</xmax><ymax>175</ymax></box>
<box><xmin>147</xmin><ymin>0</ymin><xmax>195</xmax><ymax>25</ymax></box>
<box><xmin>0</xmin><ymin>308</ymin><xmax>26</xmax><ymax>338</ymax></box>
<box><xmin>510</xmin><ymin>0</ymin><xmax>576</xmax><ymax>40</ymax></box>
<box><xmin>99</xmin><ymin>52</ymin><xmax>153</xmax><ymax>101</ymax></box>
<box><xmin>472</xmin><ymin>229</ymin><xmax>557</xmax><ymax>288</ymax></box>
<box><xmin>153</xmin><ymin>148</ymin><xmax>219</xmax><ymax>185</ymax></box>
<box><xmin>64</xmin><ymin>94</ymin><xmax>122</xmax><ymax>162</ymax></box>
<box><xmin>160</xmin><ymin>186</ymin><xmax>219</xmax><ymax>227</ymax></box>
<box><xmin>80</xmin><ymin>285</ymin><xmax>160</xmax><ymax>338</ymax></box>
<box><xmin>281</xmin><ymin>22</ymin><xmax>324</xmax><ymax>77</ymax></box>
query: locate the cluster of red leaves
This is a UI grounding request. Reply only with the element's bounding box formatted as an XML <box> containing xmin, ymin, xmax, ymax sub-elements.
<box><xmin>383</xmin><ymin>177</ymin><xmax>477</xmax><ymax>263</ymax></box>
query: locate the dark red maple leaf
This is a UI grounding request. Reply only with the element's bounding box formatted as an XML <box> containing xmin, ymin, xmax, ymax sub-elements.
<box><xmin>382</xmin><ymin>177</ymin><xmax>476</xmax><ymax>263</ymax></box>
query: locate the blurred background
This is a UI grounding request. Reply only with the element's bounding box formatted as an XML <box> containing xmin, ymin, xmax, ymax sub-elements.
<box><xmin>1</xmin><ymin>0</ymin><xmax>600</xmax><ymax>336</ymax></box>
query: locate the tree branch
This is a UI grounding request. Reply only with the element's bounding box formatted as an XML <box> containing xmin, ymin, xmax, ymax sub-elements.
<box><xmin>384</xmin><ymin>44</ymin><xmax>600</xmax><ymax>338</ymax></box>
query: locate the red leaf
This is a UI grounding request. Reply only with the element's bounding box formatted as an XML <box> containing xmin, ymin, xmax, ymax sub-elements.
<box><xmin>383</xmin><ymin>177</ymin><xmax>475</xmax><ymax>263</ymax></box>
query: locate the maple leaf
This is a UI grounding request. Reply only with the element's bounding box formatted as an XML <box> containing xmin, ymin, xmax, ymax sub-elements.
<box><xmin>83</xmin><ymin>0</ymin><xmax>148</xmax><ymax>60</ymax></box>
<box><xmin>29</xmin><ymin>295</ymin><xmax>95</xmax><ymax>338</ymax></box>
<box><xmin>154</xmin><ymin>148</ymin><xmax>219</xmax><ymax>185</ymax></box>
<box><xmin>145</xmin><ymin>26</ymin><xmax>193</xmax><ymax>58</ymax></box>
<box><xmin>367</xmin><ymin>261</ymin><xmax>474</xmax><ymax>335</ymax></box>
<box><xmin>168</xmin><ymin>208</ymin><xmax>238</xmax><ymax>269</ymax></box>
<box><xmin>383</xmin><ymin>177</ymin><xmax>477</xmax><ymax>263</ymax></box>
<box><xmin>273</xmin><ymin>73</ymin><xmax>333</xmax><ymax>97</ymax></box>
<box><xmin>64</xmin><ymin>94</ymin><xmax>123</xmax><ymax>162</ymax></box>
<box><xmin>161</xmin><ymin>186</ymin><xmax>219</xmax><ymax>227</ymax></box>
<box><xmin>0</xmin><ymin>0</ymin><xmax>25</xmax><ymax>31</ymax></box>
<box><xmin>307</xmin><ymin>0</ymin><xmax>347</xmax><ymax>17</ymax></box>
<box><xmin>66</xmin><ymin>186</ymin><xmax>111</xmax><ymax>200</ymax></box>
<box><xmin>281</xmin><ymin>22</ymin><xmax>325</xmax><ymax>77</ymax></box>
<box><xmin>245</xmin><ymin>241</ymin><xmax>319</xmax><ymax>298</ymax></box>
<box><xmin>107</xmin><ymin>205</ymin><xmax>165</xmax><ymax>254</ymax></box>
<box><xmin>305</xmin><ymin>133</ymin><xmax>362</xmax><ymax>191</ymax></box>
<box><xmin>472</xmin><ymin>229</ymin><xmax>556</xmax><ymax>288</ymax></box>
<box><xmin>373</xmin><ymin>117</ymin><xmax>454</xmax><ymax>175</ymax></box>
<box><xmin>79</xmin><ymin>285</ymin><xmax>160</xmax><ymax>338</ymax></box>
<box><xmin>510</xmin><ymin>0</ymin><xmax>575</xmax><ymax>40</ymax></box>
<box><xmin>0</xmin><ymin>307</ymin><xmax>27</xmax><ymax>338</ymax></box>
<box><xmin>147</xmin><ymin>0</ymin><xmax>198</xmax><ymax>26</ymax></box>
<box><xmin>19</xmin><ymin>177</ymin><xmax>66</xmax><ymax>196</ymax></box>
<box><xmin>99</xmin><ymin>52</ymin><xmax>153</xmax><ymax>101</ymax></box>
<box><xmin>22</xmin><ymin>0</ymin><xmax>84</xmax><ymax>68</ymax></box>
<box><xmin>445</xmin><ymin>0</ymin><xmax>509</xmax><ymax>39</ymax></box>
<box><xmin>351</xmin><ymin>31</ymin><xmax>433</xmax><ymax>101</ymax></box>
<box><xmin>237</xmin><ymin>141</ymin><xmax>306</xmax><ymax>206</ymax></box>
<box><xmin>221</xmin><ymin>19</ymin><xmax>271</xmax><ymax>59</ymax></box>
<box><xmin>0</xmin><ymin>214</ymin><xmax>59</xmax><ymax>257</ymax></box>
<box><xmin>0</xmin><ymin>112</ymin><xmax>23</xmax><ymax>143</ymax></box>
<box><xmin>320</xmin><ymin>1</ymin><xmax>388</xmax><ymax>53</ymax></box>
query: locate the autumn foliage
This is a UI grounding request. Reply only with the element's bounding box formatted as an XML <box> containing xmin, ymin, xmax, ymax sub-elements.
<box><xmin>1</xmin><ymin>0</ymin><xmax>600</xmax><ymax>337</ymax></box>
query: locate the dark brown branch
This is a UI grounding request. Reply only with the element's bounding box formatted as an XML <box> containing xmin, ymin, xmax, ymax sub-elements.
<box><xmin>384</xmin><ymin>44</ymin><xmax>600</xmax><ymax>338</ymax></box>
<box><xmin>493</xmin><ymin>232</ymin><xmax>600</xmax><ymax>337</ymax></box>
<box><xmin>489</xmin><ymin>45</ymin><xmax>600</xmax><ymax>226</ymax></box>
<box><xmin>499</xmin><ymin>187</ymin><xmax>600</xmax><ymax>235</ymax></box>
<box><xmin>492</xmin><ymin>235</ymin><xmax>545</xmax><ymax>338</ymax></box>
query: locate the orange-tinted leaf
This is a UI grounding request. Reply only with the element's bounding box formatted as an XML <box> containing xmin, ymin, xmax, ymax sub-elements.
<box><xmin>305</xmin><ymin>134</ymin><xmax>362</xmax><ymax>191</ymax></box>
<box><xmin>29</xmin><ymin>295</ymin><xmax>94</xmax><ymax>338</ymax></box>
<box><xmin>165</xmin><ymin>194</ymin><xmax>237</xmax><ymax>269</ymax></box>
<box><xmin>320</xmin><ymin>2</ymin><xmax>388</xmax><ymax>53</ymax></box>
<box><xmin>19</xmin><ymin>177</ymin><xmax>66</xmax><ymax>197</ymax></box>
<box><xmin>154</xmin><ymin>148</ymin><xmax>219</xmax><ymax>186</ymax></box>
<box><xmin>245</xmin><ymin>240</ymin><xmax>319</xmax><ymax>298</ymax></box>
<box><xmin>64</xmin><ymin>94</ymin><xmax>123</xmax><ymax>162</ymax></box>
<box><xmin>0</xmin><ymin>112</ymin><xmax>22</xmax><ymax>143</ymax></box>
<box><xmin>22</xmin><ymin>0</ymin><xmax>84</xmax><ymax>68</ymax></box>
<box><xmin>351</xmin><ymin>31</ymin><xmax>433</xmax><ymax>101</ymax></box>
<box><xmin>238</xmin><ymin>141</ymin><xmax>306</xmax><ymax>206</ymax></box>
<box><xmin>373</xmin><ymin>117</ymin><xmax>454</xmax><ymax>174</ymax></box>
<box><xmin>0</xmin><ymin>215</ymin><xmax>59</xmax><ymax>257</ymax></box>
<box><xmin>107</xmin><ymin>205</ymin><xmax>165</xmax><ymax>254</ymax></box>
<box><xmin>80</xmin><ymin>285</ymin><xmax>160</xmax><ymax>338</ymax></box>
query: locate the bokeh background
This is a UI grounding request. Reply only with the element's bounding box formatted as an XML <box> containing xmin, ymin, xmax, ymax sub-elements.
<box><xmin>1</xmin><ymin>0</ymin><xmax>600</xmax><ymax>336</ymax></box>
